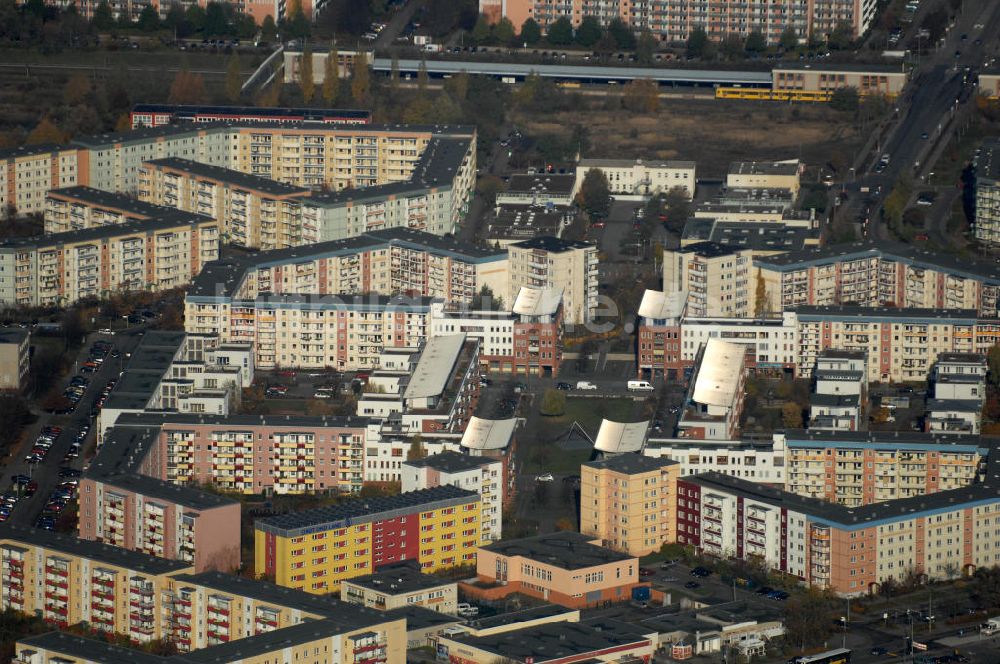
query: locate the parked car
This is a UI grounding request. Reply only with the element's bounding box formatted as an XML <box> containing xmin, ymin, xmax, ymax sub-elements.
<box><xmin>535</xmin><ymin>473</ymin><xmax>555</xmax><ymax>482</ymax></box>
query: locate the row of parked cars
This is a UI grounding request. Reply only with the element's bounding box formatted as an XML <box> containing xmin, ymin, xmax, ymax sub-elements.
<box><xmin>25</xmin><ymin>426</ymin><xmax>63</xmax><ymax>464</ymax></box>
<box><xmin>35</xmin><ymin>479</ymin><xmax>79</xmax><ymax>531</ymax></box>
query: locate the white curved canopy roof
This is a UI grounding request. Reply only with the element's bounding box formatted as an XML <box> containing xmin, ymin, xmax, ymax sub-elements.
<box><xmin>512</xmin><ymin>286</ymin><xmax>563</xmax><ymax>317</ymax></box>
<box><xmin>692</xmin><ymin>339</ymin><xmax>745</xmax><ymax>407</ymax></box>
<box><xmin>594</xmin><ymin>419</ymin><xmax>649</xmax><ymax>454</ymax></box>
<box><xmin>638</xmin><ymin>289</ymin><xmax>686</xmax><ymax>320</ymax></box>
<box><xmin>462</xmin><ymin>416</ymin><xmax>517</xmax><ymax>451</ymax></box>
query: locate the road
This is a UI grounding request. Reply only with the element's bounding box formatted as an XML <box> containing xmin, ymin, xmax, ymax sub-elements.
<box><xmin>843</xmin><ymin>0</ymin><xmax>1000</xmax><ymax>242</ymax></box>
<box><xmin>3</xmin><ymin>327</ymin><xmax>147</xmax><ymax>529</ymax></box>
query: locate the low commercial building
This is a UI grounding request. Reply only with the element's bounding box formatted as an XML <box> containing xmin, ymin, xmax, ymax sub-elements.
<box><xmin>772</xmin><ymin>63</ymin><xmax>908</xmax><ymax>97</ymax></box>
<box><xmin>467</xmin><ymin>532</ymin><xmax>641</xmax><ymax>609</ymax></box>
<box><xmin>497</xmin><ymin>173</ymin><xmax>577</xmax><ymax>207</ymax></box>
<box><xmin>138</xmin><ymin>158</ymin><xmax>311</xmax><ymax>250</ymax></box>
<box><xmin>254</xmin><ymin>485</ymin><xmax>481</xmax><ymax>593</ymax></box>
<box><xmin>485</xmin><ymin>204</ymin><xmax>572</xmax><ymax>247</ymax></box>
<box><xmin>925</xmin><ymin>352</ymin><xmax>987</xmax><ymax>435</ymax></box>
<box><xmin>580</xmin><ymin>454</ymin><xmax>680</xmax><ymax>556</ymax></box>
<box><xmin>754</xmin><ymin>240</ymin><xmax>1000</xmax><ymax>317</ymax></box>
<box><xmin>678</xmin><ymin>339</ymin><xmax>747</xmax><ymax>441</ymax></box>
<box><xmin>681</xmin><ymin>218</ymin><xmax>821</xmax><ymax>255</ymax></box>
<box><xmin>726</xmin><ymin>159</ymin><xmax>801</xmax><ymax>196</ymax></box>
<box><xmin>0</xmin><ymin>524</ymin><xmax>193</xmax><ymax>638</ymax></box>
<box><xmin>0</xmin><ymin>144</ymin><xmax>79</xmax><ymax>216</ymax></box>
<box><xmin>662</xmin><ymin>242</ymin><xmax>753</xmax><ymax>318</ymax></box>
<box><xmin>644</xmin><ymin>435</ymin><xmax>787</xmax><ymax>484</ymax></box>
<box><xmin>129</xmin><ymin>103</ymin><xmax>372</xmax><ymax>128</ymax></box>
<box><xmin>507</xmin><ymin>236</ymin><xmax>597</xmax><ymax>325</ymax></box>
<box><xmin>341</xmin><ymin>561</ymin><xmax>458</xmax><ymax>614</ymax></box>
<box><xmin>974</xmin><ymin>138</ymin><xmax>1000</xmax><ymax>244</ymax></box>
<box><xmin>402</xmin><ymin>451</ymin><xmax>503</xmax><ymax>542</ymax></box>
<box><xmin>574</xmin><ymin>158</ymin><xmax>696</xmax><ymax>199</ymax></box>
<box><xmin>0</xmin><ymin>213</ymin><xmax>219</xmax><ymax>307</ymax></box>
<box><xmin>436</xmin><ymin>618</ymin><xmax>654</xmax><ymax>664</ymax></box>
<box><xmin>44</xmin><ymin>186</ymin><xmax>177</xmax><ymax>234</ymax></box>
<box><xmin>0</xmin><ymin>328</ymin><xmax>29</xmax><ymax>390</ymax></box>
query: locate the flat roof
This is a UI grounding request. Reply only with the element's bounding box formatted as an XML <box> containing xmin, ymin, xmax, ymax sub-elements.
<box><xmin>978</xmin><ymin>138</ymin><xmax>1000</xmax><ymax>181</ymax></box>
<box><xmin>681</xmin><ymin>219</ymin><xmax>819</xmax><ymax>253</ymax></box>
<box><xmin>461</xmin><ymin>417</ymin><xmax>517</xmax><ymax>451</ymax></box>
<box><xmin>774</xmin><ymin>62</ymin><xmax>907</xmax><ymax>74</ymax></box>
<box><xmin>15</xmin><ymin>632</ymin><xmax>168</xmax><ymax>664</ymax></box>
<box><xmin>481</xmin><ymin>532</ymin><xmax>635</xmax><ymax>570</ymax></box>
<box><xmin>791</xmin><ymin>305</ymin><xmax>982</xmax><ymax>324</ymax></box>
<box><xmin>143</xmin><ymin>157</ymin><xmax>311</xmax><ymax>197</ymax></box>
<box><xmin>0</xmin><ymin>328</ymin><xmax>29</xmax><ymax>345</ymax></box>
<box><xmin>102</xmin><ymin>331</ymin><xmax>186</xmax><ymax>411</ymax></box>
<box><xmin>0</xmin><ymin>143</ymin><xmax>73</xmax><ymax>160</ymax></box>
<box><xmin>938</xmin><ymin>352</ymin><xmax>986</xmax><ymax>364</ymax></box>
<box><xmin>0</xmin><ymin>211</ymin><xmax>214</xmax><ymax>251</ymax></box>
<box><xmin>926</xmin><ymin>398</ymin><xmax>982</xmax><ymax>412</ymax></box>
<box><xmin>403</xmin><ymin>334</ymin><xmax>467</xmax><ymax>400</ymax></box>
<box><xmin>782</xmin><ymin>429</ymin><xmax>986</xmax><ymax>451</ymax></box>
<box><xmin>465</xmin><ymin>604</ymin><xmax>577</xmax><ymax>632</ymax></box>
<box><xmin>488</xmin><ymin>204</ymin><xmax>567</xmax><ymax>241</ymax></box>
<box><xmin>584</xmin><ymin>453</ymin><xmax>677</xmax><ymax>474</ymax></box>
<box><xmin>510</xmin><ymin>235</ymin><xmax>594</xmax><ymax>253</ymax></box>
<box><xmin>578</xmin><ymin>157</ymin><xmax>695</xmax><ymax>170</ymax></box>
<box><xmin>47</xmin><ymin>185</ymin><xmax>175</xmax><ymax>217</ymax></box>
<box><xmin>445</xmin><ymin>618</ymin><xmax>649</xmax><ymax>663</ymax></box>
<box><xmin>132</xmin><ymin>103</ymin><xmax>371</xmax><ymax>121</ymax></box>
<box><xmin>403</xmin><ymin>449</ymin><xmax>497</xmax><ymax>473</ymax></box>
<box><xmin>256</xmin><ymin>486</ymin><xmax>479</xmax><ymax>537</ymax></box>
<box><xmin>594</xmin><ymin>419</ymin><xmax>649</xmax><ymax>454</ymax></box>
<box><xmin>0</xmin><ymin>524</ymin><xmax>192</xmax><ymax>576</ymax></box>
<box><xmin>505</xmin><ymin>173</ymin><xmax>576</xmax><ymax>195</ymax></box>
<box><xmin>342</xmin><ymin>561</ymin><xmax>455</xmax><ymax>595</ymax></box>
<box><xmin>384</xmin><ymin>605</ymin><xmax>463</xmax><ymax>631</ymax></box>
<box><xmin>810</xmin><ymin>393</ymin><xmax>860</xmax><ymax>408</ymax></box>
<box><xmin>114</xmin><ymin>411</ymin><xmax>372</xmax><ymax>429</ymax></box>
<box><xmin>674</xmin><ymin>240</ymin><xmax>742</xmax><ymax>258</ymax></box>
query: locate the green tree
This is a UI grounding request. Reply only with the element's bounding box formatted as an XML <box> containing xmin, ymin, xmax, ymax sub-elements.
<box><xmin>225</xmin><ymin>52</ymin><xmax>242</xmax><ymax>103</ymax></box>
<box><xmin>779</xmin><ymin>26</ymin><xmax>799</xmax><ymax>51</ymax></box>
<box><xmin>662</xmin><ymin>185</ymin><xmax>691</xmax><ymax>230</ymax></box>
<box><xmin>417</xmin><ymin>58</ymin><xmax>429</xmax><ymax>93</ymax></box>
<box><xmin>471</xmin><ymin>14</ymin><xmax>492</xmax><ymax>44</ymax></box>
<box><xmin>299</xmin><ymin>46</ymin><xmax>315</xmax><ymax>102</ymax></box>
<box><xmin>829</xmin><ymin>86</ymin><xmax>859</xmax><ymax>112</ymax></box>
<box><xmin>203</xmin><ymin>0</ymin><xmax>229</xmax><ymax>35</ymax></box>
<box><xmin>546</xmin><ymin>16</ymin><xmax>573</xmax><ymax>46</ymax></box>
<box><xmin>92</xmin><ymin>0</ymin><xmax>114</xmax><ymax>30</ymax></box>
<box><xmin>494</xmin><ymin>17</ymin><xmax>515</xmax><ymax>45</ymax></box>
<box><xmin>827</xmin><ymin>20</ymin><xmax>854</xmax><ymax>49</ymax></box>
<box><xmin>322</xmin><ymin>45</ymin><xmax>339</xmax><ymax>103</ymax></box>
<box><xmin>137</xmin><ymin>4</ymin><xmax>160</xmax><ymax>30</ymax></box>
<box><xmin>745</xmin><ymin>29</ymin><xmax>766</xmax><ymax>53</ymax></box>
<box><xmin>389</xmin><ymin>54</ymin><xmax>400</xmax><ymax>90</ymax></box>
<box><xmin>577</xmin><ymin>168</ymin><xmax>611</xmax><ymax>219</ymax></box>
<box><xmin>575</xmin><ymin>16</ymin><xmax>602</xmax><ymax>47</ymax></box>
<box><xmin>607</xmin><ymin>17</ymin><xmax>635</xmax><ymax>49</ymax></box>
<box><xmin>635</xmin><ymin>30</ymin><xmax>657</xmax><ymax>64</ymax></box>
<box><xmin>350</xmin><ymin>55</ymin><xmax>370</xmax><ymax>103</ymax></box>
<box><xmin>540</xmin><ymin>388</ymin><xmax>566</xmax><ymax>416</ymax></box>
<box><xmin>406</xmin><ymin>434</ymin><xmax>427</xmax><ymax>461</ymax></box>
<box><xmin>185</xmin><ymin>3</ymin><xmax>206</xmax><ymax>32</ymax></box>
<box><xmin>260</xmin><ymin>14</ymin><xmax>278</xmax><ymax>42</ymax></box>
<box><xmin>686</xmin><ymin>26</ymin><xmax>709</xmax><ymax>58</ymax></box>
<box><xmin>988</xmin><ymin>344</ymin><xmax>1000</xmax><ymax>389</ymax></box>
<box><xmin>520</xmin><ymin>17</ymin><xmax>541</xmax><ymax>45</ymax></box>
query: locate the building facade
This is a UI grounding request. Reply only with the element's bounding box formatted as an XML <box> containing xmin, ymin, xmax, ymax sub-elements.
<box><xmin>574</xmin><ymin>158</ymin><xmax>696</xmax><ymax>198</ymax></box>
<box><xmin>0</xmin><ymin>144</ymin><xmax>79</xmax><ymax>216</ymax></box>
<box><xmin>44</xmin><ymin>186</ymin><xmax>177</xmax><ymax>235</ymax></box>
<box><xmin>772</xmin><ymin>64</ymin><xmax>908</xmax><ymax>97</ymax></box>
<box><xmin>507</xmin><ymin>237</ymin><xmax>597</xmax><ymax>325</ymax></box>
<box><xmin>402</xmin><ymin>451</ymin><xmax>503</xmax><ymax>542</ymax></box>
<box><xmin>975</xmin><ymin>138</ymin><xmax>1000</xmax><ymax>244</ymax></box>
<box><xmin>0</xmin><ymin>329</ymin><xmax>29</xmax><ymax>390</ymax></box>
<box><xmin>663</xmin><ymin>243</ymin><xmax>754</xmax><ymax>318</ymax></box>
<box><xmin>580</xmin><ymin>454</ymin><xmax>680</xmax><ymax>556</ymax></box>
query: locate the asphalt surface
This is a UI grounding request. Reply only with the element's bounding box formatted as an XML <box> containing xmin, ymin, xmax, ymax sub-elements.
<box><xmin>3</xmin><ymin>327</ymin><xmax>147</xmax><ymax>529</ymax></box>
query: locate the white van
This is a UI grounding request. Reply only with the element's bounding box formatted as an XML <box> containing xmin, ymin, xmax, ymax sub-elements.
<box><xmin>576</xmin><ymin>381</ymin><xmax>597</xmax><ymax>390</ymax></box>
<box><xmin>627</xmin><ymin>380</ymin><xmax>654</xmax><ymax>392</ymax></box>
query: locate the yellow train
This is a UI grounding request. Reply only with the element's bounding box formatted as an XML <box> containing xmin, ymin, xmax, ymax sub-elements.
<box><xmin>715</xmin><ymin>87</ymin><xmax>898</xmax><ymax>103</ymax></box>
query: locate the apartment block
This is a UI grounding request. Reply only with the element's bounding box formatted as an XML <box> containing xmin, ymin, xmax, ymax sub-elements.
<box><xmin>662</xmin><ymin>243</ymin><xmax>753</xmax><ymax>318</ymax></box>
<box><xmin>0</xmin><ymin>328</ymin><xmax>29</xmax><ymax>390</ymax></box>
<box><xmin>402</xmin><ymin>451</ymin><xmax>503</xmax><ymax>542</ymax></box>
<box><xmin>0</xmin><ymin>144</ymin><xmax>79</xmax><ymax>216</ymax></box>
<box><xmin>581</xmin><ymin>454</ymin><xmax>680</xmax><ymax>556</ymax></box>
<box><xmin>79</xmin><ymin>425</ymin><xmax>242</xmax><ymax>572</ymax></box>
<box><xmin>139</xmin><ymin>158</ymin><xmax>311</xmax><ymax>250</ymax></box>
<box><xmin>780</xmin><ymin>430</ymin><xmax>984</xmax><ymax>507</ymax></box>
<box><xmin>772</xmin><ymin>64</ymin><xmax>908</xmax><ymax>97</ymax></box>
<box><xmin>254</xmin><ymin>486</ymin><xmax>481</xmax><ymax>593</ymax></box>
<box><xmin>44</xmin><ymin>186</ymin><xmax>177</xmax><ymax>234</ymax></box>
<box><xmin>342</xmin><ymin>561</ymin><xmax>458</xmax><ymax>614</ymax></box>
<box><xmin>185</xmin><ymin>291</ymin><xmax>437</xmax><ymax>371</ymax></box>
<box><xmin>507</xmin><ymin>236</ymin><xmax>597</xmax><ymax>324</ymax></box>
<box><xmin>974</xmin><ymin>138</ymin><xmax>1000</xmax><ymax>244</ymax></box>
<box><xmin>0</xmin><ymin>213</ymin><xmax>219</xmax><ymax>307</ymax></box>
<box><xmin>479</xmin><ymin>0</ymin><xmax>875</xmax><ymax>46</ymax></box>
<box><xmin>429</xmin><ymin>286</ymin><xmax>564</xmax><ymax>377</ymax></box>
<box><xmin>925</xmin><ymin>352</ymin><xmax>987</xmax><ymax>435</ymax></box>
<box><xmin>112</xmin><ymin>412</ymin><xmax>374</xmax><ymax>495</ymax></box>
<box><xmin>643</xmin><ymin>436</ymin><xmax>787</xmax><ymax>484</ymax></box>
<box><xmin>129</xmin><ymin>103</ymin><xmax>372</xmax><ymax>128</ymax></box>
<box><xmin>755</xmin><ymin>241</ymin><xmax>1000</xmax><ymax>317</ymax></box>
<box><xmin>678</xmin><ymin>339</ymin><xmax>747</xmax><ymax>441</ymax></box>
<box><xmin>808</xmin><ymin>350</ymin><xmax>866</xmax><ymax>432</ymax></box>
<box><xmin>574</xmin><ymin>158</ymin><xmax>696</xmax><ymax>198</ymax></box>
<box><xmin>681</xmin><ymin>218</ymin><xmax>821</xmax><ymax>256</ymax></box>
<box><xmin>356</xmin><ymin>334</ymin><xmax>482</xmax><ymax>435</ymax></box>
<box><xmin>467</xmin><ymin>532</ymin><xmax>641</xmax><ymax>609</ymax></box>
<box><xmin>678</xmin><ymin>459</ymin><xmax>1000</xmax><ymax>596</ymax></box>
<box><xmin>0</xmin><ymin>524</ymin><xmax>192</xmax><ymax>639</ymax></box>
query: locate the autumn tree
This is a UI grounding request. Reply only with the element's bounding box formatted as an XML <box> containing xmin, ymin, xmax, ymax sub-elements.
<box><xmin>754</xmin><ymin>268</ymin><xmax>770</xmax><ymax>315</ymax></box>
<box><xmin>539</xmin><ymin>388</ymin><xmax>566</xmax><ymax>416</ymax></box>
<box><xmin>577</xmin><ymin>168</ymin><xmax>611</xmax><ymax>219</ymax></box>
<box><xmin>257</xmin><ymin>76</ymin><xmax>282</xmax><ymax>107</ymax></box>
<box><xmin>417</xmin><ymin>59</ymin><xmax>429</xmax><ymax>94</ymax></box>
<box><xmin>350</xmin><ymin>55</ymin><xmax>370</xmax><ymax>103</ymax></box>
<box><xmin>635</xmin><ymin>30</ymin><xmax>657</xmax><ymax>65</ymax></box>
<box><xmin>406</xmin><ymin>434</ymin><xmax>427</xmax><ymax>461</ymax></box>
<box><xmin>168</xmin><ymin>69</ymin><xmax>208</xmax><ymax>105</ymax></box>
<box><xmin>299</xmin><ymin>46</ymin><xmax>315</xmax><ymax>102</ymax></box>
<box><xmin>322</xmin><ymin>45</ymin><xmax>339</xmax><ymax>104</ymax></box>
<box><xmin>225</xmin><ymin>52</ymin><xmax>243</xmax><ymax>103</ymax></box>
<box><xmin>27</xmin><ymin>117</ymin><xmax>67</xmax><ymax>145</ymax></box>
<box><xmin>623</xmin><ymin>78</ymin><xmax>659</xmax><ymax>113</ymax></box>
<box><xmin>63</xmin><ymin>72</ymin><xmax>92</xmax><ymax>105</ymax></box>
<box><xmin>782</xmin><ymin>401</ymin><xmax>802</xmax><ymax>429</ymax></box>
